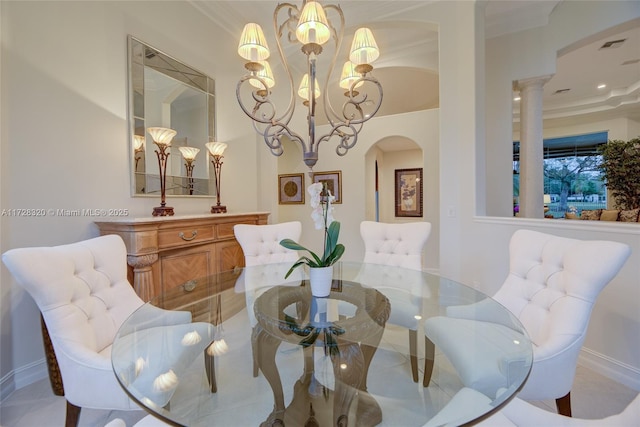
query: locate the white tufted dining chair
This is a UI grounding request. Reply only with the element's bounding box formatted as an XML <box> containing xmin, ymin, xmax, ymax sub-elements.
<box><xmin>423</xmin><ymin>229</ymin><xmax>631</xmax><ymax>416</ymax></box>
<box><xmin>233</xmin><ymin>221</ymin><xmax>302</xmax><ymax>376</ymax></box>
<box><xmin>2</xmin><ymin>235</ymin><xmax>199</xmax><ymax>427</ymax></box>
<box><xmin>359</xmin><ymin>220</ymin><xmax>431</xmax><ymax>382</ymax></box>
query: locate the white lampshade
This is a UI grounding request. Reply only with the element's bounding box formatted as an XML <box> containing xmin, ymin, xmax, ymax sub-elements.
<box><xmin>349</xmin><ymin>27</ymin><xmax>379</xmax><ymax>65</ymax></box>
<box><xmin>133</xmin><ymin>135</ymin><xmax>145</xmax><ymax>151</ymax></box>
<box><xmin>206</xmin><ymin>141</ymin><xmax>228</xmax><ymax>156</ymax></box>
<box><xmin>544</xmin><ymin>194</ymin><xmax>552</xmax><ymax>204</ymax></box>
<box><xmin>178</xmin><ymin>146</ymin><xmax>200</xmax><ymax>161</ymax></box>
<box><xmin>296</xmin><ymin>1</ymin><xmax>330</xmax><ymax>45</ymax></box>
<box><xmin>147</xmin><ymin>127</ymin><xmax>177</xmax><ymax>148</ymax></box>
<box><xmin>339</xmin><ymin>61</ymin><xmax>364</xmax><ymax>90</ymax></box>
<box><xmin>249</xmin><ymin>60</ymin><xmax>275</xmax><ymax>89</ymax></box>
<box><xmin>238</xmin><ymin>23</ymin><xmax>270</xmax><ymax>61</ymax></box>
<box><xmin>298</xmin><ymin>74</ymin><xmax>321</xmax><ymax>100</ymax></box>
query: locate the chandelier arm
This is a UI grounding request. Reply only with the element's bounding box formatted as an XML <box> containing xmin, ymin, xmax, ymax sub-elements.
<box><xmin>237</xmin><ymin>77</ymin><xmax>276</xmax><ymax>124</ymax></box>
<box><xmin>320</xmin><ymin>4</ymin><xmax>346</xmax><ymax>129</ymax></box>
<box><xmin>271</xmin><ymin>2</ymin><xmax>300</xmax><ymax>125</ymax></box>
<box><xmin>260</xmin><ymin>122</ymin><xmax>310</xmax><ymax>157</ymax></box>
<box><xmin>343</xmin><ymin>76</ymin><xmax>384</xmax><ymax>125</ymax></box>
<box><xmin>315</xmin><ymin>122</ymin><xmax>360</xmax><ymax>157</ymax></box>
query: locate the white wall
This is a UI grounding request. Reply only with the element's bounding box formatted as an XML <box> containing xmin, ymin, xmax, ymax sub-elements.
<box><xmin>2</xmin><ymin>0</ymin><xmax>639</xmax><ymax>401</ymax></box>
<box><xmin>275</xmin><ymin>110</ymin><xmax>441</xmax><ymax>271</ymax></box>
<box><xmin>0</xmin><ymin>0</ymin><xmax>260</xmax><ymax>397</ymax></box>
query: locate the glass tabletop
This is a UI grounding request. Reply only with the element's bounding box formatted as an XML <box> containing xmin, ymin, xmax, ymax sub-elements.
<box><xmin>111</xmin><ymin>262</ymin><xmax>532</xmax><ymax>427</ymax></box>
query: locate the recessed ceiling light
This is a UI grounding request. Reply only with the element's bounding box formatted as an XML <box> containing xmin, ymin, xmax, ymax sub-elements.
<box><xmin>597</xmin><ymin>84</ymin><xmax>607</xmax><ymax>89</ymax></box>
<box><xmin>553</xmin><ymin>88</ymin><xmax>571</xmax><ymax>95</ymax></box>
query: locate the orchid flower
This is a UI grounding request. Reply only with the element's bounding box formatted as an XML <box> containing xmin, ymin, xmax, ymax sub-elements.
<box><xmin>279</xmin><ymin>182</ymin><xmax>345</xmax><ymax>278</ymax></box>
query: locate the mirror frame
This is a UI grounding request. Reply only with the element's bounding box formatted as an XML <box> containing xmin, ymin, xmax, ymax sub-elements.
<box><xmin>127</xmin><ymin>35</ymin><xmax>216</xmax><ymax>198</ymax></box>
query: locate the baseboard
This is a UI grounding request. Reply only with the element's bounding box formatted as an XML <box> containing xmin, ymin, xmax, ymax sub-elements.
<box><xmin>579</xmin><ymin>347</ymin><xmax>640</xmax><ymax>391</ymax></box>
<box><xmin>0</xmin><ymin>358</ymin><xmax>47</xmax><ymax>402</ymax></box>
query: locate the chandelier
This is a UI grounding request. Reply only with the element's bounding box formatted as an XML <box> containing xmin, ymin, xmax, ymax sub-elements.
<box><xmin>236</xmin><ymin>0</ymin><xmax>383</xmax><ymax>169</ymax></box>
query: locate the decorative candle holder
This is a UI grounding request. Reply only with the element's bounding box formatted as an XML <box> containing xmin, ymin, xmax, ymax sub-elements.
<box><xmin>205</xmin><ymin>141</ymin><xmax>228</xmax><ymax>214</ymax></box>
<box><xmin>178</xmin><ymin>146</ymin><xmax>200</xmax><ymax>195</ymax></box>
<box><xmin>148</xmin><ymin>127</ymin><xmax>177</xmax><ymax>216</ymax></box>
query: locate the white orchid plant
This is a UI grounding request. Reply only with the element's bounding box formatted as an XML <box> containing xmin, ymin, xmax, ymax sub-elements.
<box><xmin>280</xmin><ymin>182</ymin><xmax>345</xmax><ymax>278</ymax></box>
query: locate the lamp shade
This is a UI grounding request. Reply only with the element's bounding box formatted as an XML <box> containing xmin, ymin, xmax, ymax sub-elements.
<box><xmin>133</xmin><ymin>135</ymin><xmax>145</xmax><ymax>151</ymax></box>
<box><xmin>249</xmin><ymin>60</ymin><xmax>275</xmax><ymax>89</ymax></box>
<box><xmin>544</xmin><ymin>194</ymin><xmax>552</xmax><ymax>204</ymax></box>
<box><xmin>178</xmin><ymin>146</ymin><xmax>200</xmax><ymax>161</ymax></box>
<box><xmin>296</xmin><ymin>1</ymin><xmax>330</xmax><ymax>45</ymax></box>
<box><xmin>238</xmin><ymin>23</ymin><xmax>270</xmax><ymax>61</ymax></box>
<box><xmin>349</xmin><ymin>27</ymin><xmax>379</xmax><ymax>65</ymax></box>
<box><xmin>147</xmin><ymin>127</ymin><xmax>177</xmax><ymax>147</ymax></box>
<box><xmin>206</xmin><ymin>141</ymin><xmax>228</xmax><ymax>156</ymax></box>
<box><xmin>339</xmin><ymin>61</ymin><xmax>364</xmax><ymax>90</ymax></box>
<box><xmin>298</xmin><ymin>74</ymin><xmax>321</xmax><ymax>100</ymax></box>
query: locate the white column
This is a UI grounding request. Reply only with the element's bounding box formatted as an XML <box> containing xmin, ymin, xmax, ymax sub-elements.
<box><xmin>516</xmin><ymin>76</ymin><xmax>551</xmax><ymax>218</ymax></box>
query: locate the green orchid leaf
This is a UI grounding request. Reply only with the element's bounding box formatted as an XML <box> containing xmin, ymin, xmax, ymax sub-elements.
<box><xmin>299</xmin><ymin>329</ymin><xmax>320</xmax><ymax>348</ymax></box>
<box><xmin>280</xmin><ymin>239</ymin><xmax>310</xmax><ymax>252</ymax></box>
<box><xmin>325</xmin><ymin>244</ymin><xmax>345</xmax><ymax>266</ymax></box>
<box><xmin>284</xmin><ymin>258</ymin><xmax>312</xmax><ymax>278</ymax></box>
<box><xmin>283</xmin><ymin>314</ymin><xmax>309</xmax><ymax>336</ymax></box>
<box><xmin>323</xmin><ymin>221</ymin><xmax>341</xmax><ymax>262</ymax></box>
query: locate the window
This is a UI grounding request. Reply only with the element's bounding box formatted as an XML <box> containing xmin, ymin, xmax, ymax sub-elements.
<box><xmin>513</xmin><ymin>132</ymin><xmax>607</xmax><ymax>217</ymax></box>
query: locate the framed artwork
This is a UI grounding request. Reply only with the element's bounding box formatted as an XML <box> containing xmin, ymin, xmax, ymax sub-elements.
<box><xmin>278</xmin><ymin>173</ymin><xmax>305</xmax><ymax>204</ymax></box>
<box><xmin>395</xmin><ymin>168</ymin><xmax>423</xmax><ymax>217</ymax></box>
<box><xmin>312</xmin><ymin>170</ymin><xmax>342</xmax><ymax>204</ymax></box>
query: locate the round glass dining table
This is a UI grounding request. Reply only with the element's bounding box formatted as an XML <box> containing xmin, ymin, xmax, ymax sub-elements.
<box><xmin>111</xmin><ymin>262</ymin><xmax>532</xmax><ymax>427</ymax></box>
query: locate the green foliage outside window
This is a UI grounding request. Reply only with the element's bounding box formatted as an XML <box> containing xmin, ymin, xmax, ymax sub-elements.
<box><xmin>598</xmin><ymin>137</ymin><xmax>640</xmax><ymax>210</ymax></box>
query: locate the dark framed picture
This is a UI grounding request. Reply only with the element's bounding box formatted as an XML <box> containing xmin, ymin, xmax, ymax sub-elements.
<box><xmin>278</xmin><ymin>173</ymin><xmax>305</xmax><ymax>204</ymax></box>
<box><xmin>395</xmin><ymin>168</ymin><xmax>423</xmax><ymax>217</ymax></box>
<box><xmin>312</xmin><ymin>170</ymin><xmax>342</xmax><ymax>204</ymax></box>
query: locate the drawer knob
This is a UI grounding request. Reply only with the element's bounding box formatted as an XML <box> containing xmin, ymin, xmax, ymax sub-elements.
<box><xmin>179</xmin><ymin>230</ymin><xmax>198</xmax><ymax>241</ymax></box>
<box><xmin>182</xmin><ymin>280</ymin><xmax>197</xmax><ymax>292</ymax></box>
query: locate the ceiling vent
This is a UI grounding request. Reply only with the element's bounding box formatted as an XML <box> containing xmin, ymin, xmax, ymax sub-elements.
<box><xmin>599</xmin><ymin>39</ymin><xmax>627</xmax><ymax>49</ymax></box>
<box><xmin>622</xmin><ymin>59</ymin><xmax>640</xmax><ymax>66</ymax></box>
<box><xmin>553</xmin><ymin>88</ymin><xmax>571</xmax><ymax>95</ymax></box>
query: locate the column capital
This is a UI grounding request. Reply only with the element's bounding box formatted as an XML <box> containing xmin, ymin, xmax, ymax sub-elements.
<box><xmin>513</xmin><ymin>74</ymin><xmax>553</xmax><ymax>91</ymax></box>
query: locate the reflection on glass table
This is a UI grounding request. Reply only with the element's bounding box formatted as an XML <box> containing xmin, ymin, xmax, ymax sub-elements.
<box><xmin>111</xmin><ymin>262</ymin><xmax>533</xmax><ymax>427</ymax></box>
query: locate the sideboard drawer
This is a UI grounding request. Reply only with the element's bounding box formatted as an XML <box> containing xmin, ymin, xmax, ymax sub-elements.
<box><xmin>158</xmin><ymin>226</ymin><xmax>215</xmax><ymax>249</ymax></box>
<box><xmin>216</xmin><ymin>221</ymin><xmax>256</xmax><ymax>239</ymax></box>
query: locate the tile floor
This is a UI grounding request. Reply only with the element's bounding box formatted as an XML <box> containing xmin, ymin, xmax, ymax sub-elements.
<box><xmin>1</xmin><ymin>358</ymin><xmax>637</xmax><ymax>427</ymax></box>
<box><xmin>1</xmin><ymin>311</ymin><xmax>637</xmax><ymax>427</ymax></box>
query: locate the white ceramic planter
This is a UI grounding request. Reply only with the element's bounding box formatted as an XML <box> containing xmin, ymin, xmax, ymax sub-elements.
<box><xmin>308</xmin><ymin>266</ymin><xmax>333</xmax><ymax>297</ymax></box>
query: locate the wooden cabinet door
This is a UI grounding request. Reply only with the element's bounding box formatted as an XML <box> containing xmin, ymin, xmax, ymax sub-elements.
<box><xmin>159</xmin><ymin>244</ymin><xmax>215</xmax><ymax>292</ymax></box>
<box><xmin>215</xmin><ymin>240</ymin><xmax>245</xmax><ymax>273</ymax></box>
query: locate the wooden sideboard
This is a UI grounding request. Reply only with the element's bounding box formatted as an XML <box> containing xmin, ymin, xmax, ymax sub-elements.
<box><xmin>96</xmin><ymin>212</ymin><xmax>269</xmax><ymax>301</ymax></box>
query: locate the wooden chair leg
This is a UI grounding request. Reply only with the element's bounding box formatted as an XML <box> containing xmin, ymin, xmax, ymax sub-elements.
<box><xmin>204</xmin><ymin>347</ymin><xmax>217</xmax><ymax>393</ymax></box>
<box><xmin>65</xmin><ymin>401</ymin><xmax>81</xmax><ymax>427</ymax></box>
<box><xmin>409</xmin><ymin>329</ymin><xmax>418</xmax><ymax>382</ymax></box>
<box><xmin>423</xmin><ymin>336</ymin><xmax>435</xmax><ymax>387</ymax></box>
<box><xmin>556</xmin><ymin>392</ymin><xmax>572</xmax><ymax>417</ymax></box>
<box><xmin>41</xmin><ymin>316</ymin><xmax>64</xmax><ymax>396</ymax></box>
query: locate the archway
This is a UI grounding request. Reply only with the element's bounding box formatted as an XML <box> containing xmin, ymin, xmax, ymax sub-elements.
<box><xmin>364</xmin><ymin>136</ymin><xmax>423</xmax><ymax>223</ymax></box>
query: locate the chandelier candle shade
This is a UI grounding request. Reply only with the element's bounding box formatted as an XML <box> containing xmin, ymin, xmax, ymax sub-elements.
<box><xmin>178</xmin><ymin>147</ymin><xmax>200</xmax><ymax>195</ymax></box>
<box><xmin>236</xmin><ymin>0</ymin><xmax>383</xmax><ymax>169</ymax></box>
<box><xmin>206</xmin><ymin>142</ymin><xmax>228</xmax><ymax>214</ymax></box>
<box><xmin>148</xmin><ymin>127</ymin><xmax>177</xmax><ymax>217</ymax></box>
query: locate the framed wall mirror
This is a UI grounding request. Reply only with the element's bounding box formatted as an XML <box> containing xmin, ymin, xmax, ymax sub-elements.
<box><xmin>128</xmin><ymin>35</ymin><xmax>216</xmax><ymax>197</ymax></box>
